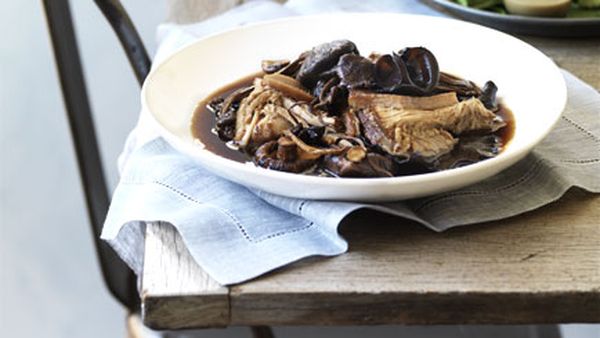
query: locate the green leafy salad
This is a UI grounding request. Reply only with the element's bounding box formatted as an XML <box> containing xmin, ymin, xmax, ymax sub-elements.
<box><xmin>453</xmin><ymin>0</ymin><xmax>600</xmax><ymax>18</ymax></box>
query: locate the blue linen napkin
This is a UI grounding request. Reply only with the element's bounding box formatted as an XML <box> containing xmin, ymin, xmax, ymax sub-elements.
<box><xmin>102</xmin><ymin>0</ymin><xmax>600</xmax><ymax>285</ymax></box>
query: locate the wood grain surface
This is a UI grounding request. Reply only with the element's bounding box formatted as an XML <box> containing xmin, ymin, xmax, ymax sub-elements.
<box><xmin>522</xmin><ymin>37</ymin><xmax>600</xmax><ymax>89</ymax></box>
<box><xmin>142</xmin><ymin>2</ymin><xmax>600</xmax><ymax>329</ymax></box>
<box><xmin>142</xmin><ymin>222</ymin><xmax>228</xmax><ymax>329</ymax></box>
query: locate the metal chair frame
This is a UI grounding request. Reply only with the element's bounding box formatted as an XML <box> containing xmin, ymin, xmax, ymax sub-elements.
<box><xmin>42</xmin><ymin>0</ymin><xmax>146</xmax><ymax>312</ymax></box>
<box><xmin>42</xmin><ymin>1</ymin><xmax>274</xmax><ymax>337</ymax></box>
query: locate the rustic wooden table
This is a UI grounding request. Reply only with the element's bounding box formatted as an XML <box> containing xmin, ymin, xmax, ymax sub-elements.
<box><xmin>141</xmin><ymin>6</ymin><xmax>600</xmax><ymax>330</ymax></box>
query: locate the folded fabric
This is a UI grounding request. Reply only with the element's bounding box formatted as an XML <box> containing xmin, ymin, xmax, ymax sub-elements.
<box><xmin>102</xmin><ymin>0</ymin><xmax>600</xmax><ymax>285</ymax></box>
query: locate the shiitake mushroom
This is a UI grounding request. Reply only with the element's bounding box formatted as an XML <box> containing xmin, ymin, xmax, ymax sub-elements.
<box><xmin>296</xmin><ymin>39</ymin><xmax>359</xmax><ymax>88</ymax></box>
<box><xmin>480</xmin><ymin>81</ymin><xmax>498</xmax><ymax>110</ymax></box>
<box><xmin>395</xmin><ymin>47</ymin><xmax>440</xmax><ymax>94</ymax></box>
<box><xmin>212</xmin><ymin>86</ymin><xmax>253</xmax><ymax>141</ymax></box>
<box><xmin>334</xmin><ymin>47</ymin><xmax>441</xmax><ymax>96</ymax></box>
<box><xmin>254</xmin><ymin>139</ymin><xmax>316</xmax><ymax>173</ymax></box>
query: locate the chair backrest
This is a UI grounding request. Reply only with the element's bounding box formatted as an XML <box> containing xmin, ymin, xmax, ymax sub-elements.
<box><xmin>42</xmin><ymin>0</ymin><xmax>150</xmax><ymax>311</ymax></box>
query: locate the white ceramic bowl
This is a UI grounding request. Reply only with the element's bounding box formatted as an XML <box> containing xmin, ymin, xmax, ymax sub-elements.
<box><xmin>142</xmin><ymin>13</ymin><xmax>566</xmax><ymax>202</ymax></box>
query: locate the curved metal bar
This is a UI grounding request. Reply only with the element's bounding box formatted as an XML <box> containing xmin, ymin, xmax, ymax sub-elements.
<box><xmin>251</xmin><ymin>326</ymin><xmax>275</xmax><ymax>338</ymax></box>
<box><xmin>94</xmin><ymin>0</ymin><xmax>151</xmax><ymax>85</ymax></box>
<box><xmin>42</xmin><ymin>0</ymin><xmax>139</xmax><ymax>311</ymax></box>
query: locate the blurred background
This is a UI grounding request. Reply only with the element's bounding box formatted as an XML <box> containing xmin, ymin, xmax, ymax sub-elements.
<box><xmin>0</xmin><ymin>1</ymin><xmax>598</xmax><ymax>337</ymax></box>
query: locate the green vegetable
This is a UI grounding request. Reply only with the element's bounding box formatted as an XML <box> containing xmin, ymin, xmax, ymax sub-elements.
<box><xmin>455</xmin><ymin>0</ymin><xmax>503</xmax><ymax>9</ymax></box>
<box><xmin>567</xmin><ymin>7</ymin><xmax>600</xmax><ymax>17</ymax></box>
<box><xmin>577</xmin><ymin>0</ymin><xmax>600</xmax><ymax>9</ymax></box>
<box><xmin>453</xmin><ymin>0</ymin><xmax>600</xmax><ymax>17</ymax></box>
<box><xmin>488</xmin><ymin>5</ymin><xmax>507</xmax><ymax>14</ymax></box>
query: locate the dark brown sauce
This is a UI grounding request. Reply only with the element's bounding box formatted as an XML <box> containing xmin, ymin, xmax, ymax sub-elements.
<box><xmin>191</xmin><ymin>73</ymin><xmax>516</xmax><ymax>168</ymax></box>
<box><xmin>496</xmin><ymin>104</ymin><xmax>515</xmax><ymax>148</ymax></box>
<box><xmin>191</xmin><ymin>73</ymin><xmax>259</xmax><ymax>162</ymax></box>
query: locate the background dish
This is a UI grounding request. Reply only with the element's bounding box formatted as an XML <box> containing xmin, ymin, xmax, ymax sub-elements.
<box><xmin>142</xmin><ymin>13</ymin><xmax>566</xmax><ymax>201</ymax></box>
<box><xmin>428</xmin><ymin>0</ymin><xmax>600</xmax><ymax>37</ymax></box>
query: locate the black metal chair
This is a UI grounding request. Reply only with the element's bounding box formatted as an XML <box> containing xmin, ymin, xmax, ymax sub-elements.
<box><xmin>42</xmin><ymin>0</ymin><xmax>147</xmax><ymax>313</ymax></box>
<box><xmin>42</xmin><ymin>1</ymin><xmax>272</xmax><ymax>337</ymax></box>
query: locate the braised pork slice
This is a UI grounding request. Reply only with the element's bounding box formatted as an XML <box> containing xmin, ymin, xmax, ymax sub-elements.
<box><xmin>350</xmin><ymin>91</ymin><xmax>505</xmax><ymax>158</ymax></box>
<box><xmin>349</xmin><ymin>90</ymin><xmax>459</xmax><ymax>110</ymax></box>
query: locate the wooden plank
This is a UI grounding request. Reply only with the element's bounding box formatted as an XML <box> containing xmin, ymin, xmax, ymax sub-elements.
<box><xmin>141</xmin><ymin>222</ymin><xmax>229</xmax><ymax>329</ymax></box>
<box><xmin>229</xmin><ymin>190</ymin><xmax>600</xmax><ymax>325</ymax></box>
<box><xmin>521</xmin><ymin>37</ymin><xmax>600</xmax><ymax>90</ymax></box>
